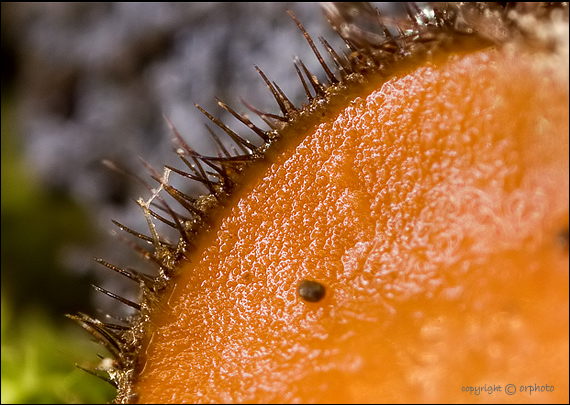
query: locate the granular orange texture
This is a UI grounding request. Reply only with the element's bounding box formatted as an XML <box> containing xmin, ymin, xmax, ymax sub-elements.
<box><xmin>134</xmin><ymin>47</ymin><xmax>569</xmax><ymax>403</ymax></box>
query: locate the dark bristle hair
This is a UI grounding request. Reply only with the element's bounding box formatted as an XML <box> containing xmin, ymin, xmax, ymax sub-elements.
<box><xmin>68</xmin><ymin>3</ymin><xmax>569</xmax><ymax>403</ymax></box>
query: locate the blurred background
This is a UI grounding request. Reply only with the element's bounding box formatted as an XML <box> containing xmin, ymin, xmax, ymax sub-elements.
<box><xmin>1</xmin><ymin>3</ymin><xmax>399</xmax><ymax>403</ymax></box>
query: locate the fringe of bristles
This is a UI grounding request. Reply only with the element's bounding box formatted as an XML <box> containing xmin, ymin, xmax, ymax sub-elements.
<box><xmin>66</xmin><ymin>3</ymin><xmax>568</xmax><ymax>403</ymax></box>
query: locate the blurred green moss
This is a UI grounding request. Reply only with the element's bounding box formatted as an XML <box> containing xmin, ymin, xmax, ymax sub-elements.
<box><xmin>1</xmin><ymin>297</ymin><xmax>116</xmax><ymax>403</ymax></box>
<box><xmin>1</xmin><ymin>94</ymin><xmax>116</xmax><ymax>403</ymax></box>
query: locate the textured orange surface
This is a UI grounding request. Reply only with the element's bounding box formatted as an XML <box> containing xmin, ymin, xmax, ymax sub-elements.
<box><xmin>135</xmin><ymin>48</ymin><xmax>569</xmax><ymax>403</ymax></box>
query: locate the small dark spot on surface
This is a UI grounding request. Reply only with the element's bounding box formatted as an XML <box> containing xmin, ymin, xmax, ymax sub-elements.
<box><xmin>558</xmin><ymin>226</ymin><xmax>569</xmax><ymax>253</ymax></box>
<box><xmin>298</xmin><ymin>279</ymin><xmax>326</xmax><ymax>303</ymax></box>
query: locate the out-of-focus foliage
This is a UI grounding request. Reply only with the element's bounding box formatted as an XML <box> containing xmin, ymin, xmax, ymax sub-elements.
<box><xmin>1</xmin><ymin>297</ymin><xmax>116</xmax><ymax>404</ymax></box>
<box><xmin>1</xmin><ymin>94</ymin><xmax>114</xmax><ymax>402</ymax></box>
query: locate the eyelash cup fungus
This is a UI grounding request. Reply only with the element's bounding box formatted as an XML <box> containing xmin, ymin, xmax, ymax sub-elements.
<box><xmin>69</xmin><ymin>3</ymin><xmax>569</xmax><ymax>403</ymax></box>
